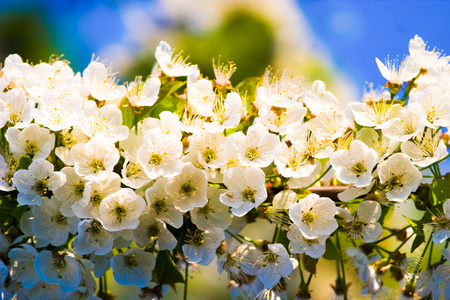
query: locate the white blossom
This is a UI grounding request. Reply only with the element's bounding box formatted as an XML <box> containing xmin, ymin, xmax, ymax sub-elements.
<box><xmin>289</xmin><ymin>193</ymin><xmax>338</xmax><ymax>239</ymax></box>
<box><xmin>132</xmin><ymin>214</ymin><xmax>177</xmax><ymax>250</ymax></box>
<box><xmin>375</xmin><ymin>56</ymin><xmax>420</xmax><ymax>85</ymax></box>
<box><xmin>287</xmin><ymin>225</ymin><xmax>327</xmax><ymax>259</ymax></box>
<box><xmin>126</xmin><ymin>75</ymin><xmax>160</xmax><ymax>107</ymax></box>
<box><xmin>98</xmin><ymin>188</ymin><xmax>146</xmax><ymax>231</ymax></box>
<box><xmin>0</xmin><ymin>88</ymin><xmax>34</xmax><ymax>128</ymax></box>
<box><xmin>8</xmin><ymin>244</ymin><xmax>40</xmax><ymax>289</ymax></box>
<box><xmin>111</xmin><ymin>248</ymin><xmax>155</xmax><ymax>287</ymax></box>
<box><xmin>377</xmin><ymin>153</ymin><xmax>422</xmax><ymax>202</ymax></box>
<box><xmin>191</xmin><ymin>186</ymin><xmax>232</xmax><ymax>230</ymax></box>
<box><xmin>6</xmin><ymin>124</ymin><xmax>55</xmax><ymax>160</ymax></box>
<box><xmin>72</xmin><ymin>219</ymin><xmax>114</xmax><ymax>255</ymax></box>
<box><xmin>347</xmin><ymin>200</ymin><xmax>383</xmax><ymax>243</ymax></box>
<box><xmin>182</xmin><ymin>228</ymin><xmax>225</xmax><ymax>266</ymax></box>
<box><xmin>165</xmin><ymin>163</ymin><xmax>208</xmax><ymax>212</ymax></box>
<box><xmin>256</xmin><ymin>244</ymin><xmax>293</xmax><ymax>290</ymax></box>
<box><xmin>220</xmin><ymin>167</ymin><xmax>267</xmax><ymax>217</ymax></box>
<box><xmin>155</xmin><ymin>41</ymin><xmax>196</xmax><ymax>77</ymax></box>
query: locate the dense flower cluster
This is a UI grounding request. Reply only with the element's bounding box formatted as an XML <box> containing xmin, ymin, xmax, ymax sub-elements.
<box><xmin>1</xmin><ymin>36</ymin><xmax>450</xmax><ymax>300</ymax></box>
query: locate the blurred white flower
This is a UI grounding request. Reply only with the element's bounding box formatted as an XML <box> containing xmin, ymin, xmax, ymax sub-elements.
<box><xmin>258</xmin><ymin>102</ymin><xmax>306</xmax><ymax>135</ymax></box>
<box><xmin>111</xmin><ymin>248</ymin><xmax>155</xmax><ymax>287</ymax></box>
<box><xmin>72</xmin><ymin>219</ymin><xmax>114</xmax><ymax>255</ymax></box>
<box><xmin>8</xmin><ymin>244</ymin><xmax>40</xmax><ymax>289</ymax></box>
<box><xmin>347</xmin><ymin>200</ymin><xmax>383</xmax><ymax>243</ymax></box>
<box><xmin>409</xmin><ymin>35</ymin><xmax>450</xmax><ymax>71</ymax></box>
<box><xmin>375</xmin><ymin>56</ymin><xmax>420</xmax><ymax>86</ymax></box>
<box><xmin>83</xmin><ymin>61</ymin><xmax>126</xmax><ymax>104</ymax></box>
<box><xmin>382</xmin><ymin>103</ymin><xmax>426</xmax><ymax>142</ymax></box>
<box><xmin>431</xmin><ymin>199</ymin><xmax>450</xmax><ymax>243</ymax></box>
<box><xmin>132</xmin><ymin>214</ymin><xmax>177</xmax><ymax>250</ymax></box>
<box><xmin>155</xmin><ymin>41</ymin><xmax>197</xmax><ymax>77</ymax></box>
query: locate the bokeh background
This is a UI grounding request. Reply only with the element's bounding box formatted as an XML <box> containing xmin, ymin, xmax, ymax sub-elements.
<box><xmin>1</xmin><ymin>0</ymin><xmax>450</xmax><ymax>299</ymax></box>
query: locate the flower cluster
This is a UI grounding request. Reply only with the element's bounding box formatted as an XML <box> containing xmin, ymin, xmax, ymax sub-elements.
<box><xmin>1</xmin><ymin>36</ymin><xmax>450</xmax><ymax>300</ymax></box>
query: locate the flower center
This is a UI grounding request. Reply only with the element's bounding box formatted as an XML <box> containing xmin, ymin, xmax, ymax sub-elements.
<box><xmin>180</xmin><ymin>182</ymin><xmax>196</xmax><ymax>196</ymax></box>
<box><xmin>148</xmin><ymin>223</ymin><xmax>160</xmax><ymax>237</ymax></box>
<box><xmin>202</xmin><ymin>147</ymin><xmax>217</xmax><ymax>164</ymax></box>
<box><xmin>126</xmin><ymin>162</ymin><xmax>140</xmax><ymax>178</ymax></box>
<box><xmin>51</xmin><ymin>212</ymin><xmax>68</xmax><ymax>225</ymax></box>
<box><xmin>302</xmin><ymin>211</ymin><xmax>315</xmax><ymax>225</ymax></box>
<box><xmin>385</xmin><ymin>175</ymin><xmax>403</xmax><ymax>191</ymax></box>
<box><xmin>153</xmin><ymin>199</ymin><xmax>168</xmax><ymax>214</ymax></box>
<box><xmin>352</xmin><ymin>162</ymin><xmax>367</xmax><ymax>176</ymax></box>
<box><xmin>304</xmin><ymin>237</ymin><xmax>320</xmax><ymax>247</ymax></box>
<box><xmin>25</xmin><ymin>140</ymin><xmax>39</xmax><ymax>157</ymax></box>
<box><xmin>74</xmin><ymin>181</ymin><xmax>85</xmax><ymax>198</ymax></box>
<box><xmin>89</xmin><ymin>158</ymin><xmax>105</xmax><ymax>173</ymax></box>
<box><xmin>87</xmin><ymin>219</ymin><xmax>103</xmax><ymax>234</ymax></box>
<box><xmin>113</xmin><ymin>205</ymin><xmax>127</xmax><ymax>223</ymax></box>
<box><xmin>124</xmin><ymin>254</ymin><xmax>138</xmax><ymax>267</ymax></box>
<box><xmin>34</xmin><ymin>177</ymin><xmax>49</xmax><ymax>197</ymax></box>
<box><xmin>90</xmin><ymin>192</ymin><xmax>103</xmax><ymax>206</ymax></box>
<box><xmin>61</xmin><ymin>133</ymin><xmax>75</xmax><ymax>148</ymax></box>
<box><xmin>261</xmin><ymin>252</ymin><xmax>279</xmax><ymax>267</ymax></box>
<box><xmin>242</xmin><ymin>186</ymin><xmax>256</xmax><ymax>203</ymax></box>
<box><xmin>197</xmin><ymin>205</ymin><xmax>214</xmax><ymax>216</ymax></box>
<box><xmin>244</xmin><ymin>148</ymin><xmax>260</xmax><ymax>161</ymax></box>
<box><xmin>191</xmin><ymin>231</ymin><xmax>205</xmax><ymax>246</ymax></box>
<box><xmin>149</xmin><ymin>154</ymin><xmax>162</xmax><ymax>165</ymax></box>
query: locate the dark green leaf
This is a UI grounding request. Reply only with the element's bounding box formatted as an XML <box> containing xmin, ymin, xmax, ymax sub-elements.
<box><xmin>429</xmin><ymin>178</ymin><xmax>450</xmax><ymax>206</ymax></box>
<box><xmin>18</xmin><ymin>156</ymin><xmax>32</xmax><ymax>170</ymax></box>
<box><xmin>403</xmin><ymin>216</ymin><xmax>424</xmax><ymax>237</ymax></box>
<box><xmin>301</xmin><ymin>254</ymin><xmax>317</xmax><ymax>275</ymax></box>
<box><xmin>153</xmin><ymin>250</ymin><xmax>184</xmax><ymax>286</ymax></box>
<box><xmin>411</xmin><ymin>235</ymin><xmax>425</xmax><ymax>253</ymax></box>
<box><xmin>0</xmin><ymin>191</ymin><xmax>18</xmax><ymax>226</ymax></box>
<box><xmin>323</xmin><ymin>238</ymin><xmax>339</xmax><ymax>260</ymax></box>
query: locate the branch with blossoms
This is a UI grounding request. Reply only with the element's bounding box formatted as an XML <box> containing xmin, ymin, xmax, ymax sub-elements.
<box><xmin>1</xmin><ymin>36</ymin><xmax>450</xmax><ymax>300</ymax></box>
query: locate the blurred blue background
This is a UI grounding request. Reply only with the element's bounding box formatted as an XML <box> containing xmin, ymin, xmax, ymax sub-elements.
<box><xmin>2</xmin><ymin>0</ymin><xmax>450</xmax><ymax>99</ymax></box>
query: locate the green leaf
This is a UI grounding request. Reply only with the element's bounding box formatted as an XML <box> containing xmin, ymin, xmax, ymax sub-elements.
<box><xmin>119</xmin><ymin>100</ymin><xmax>135</xmax><ymax>130</ymax></box>
<box><xmin>403</xmin><ymin>216</ymin><xmax>424</xmax><ymax>237</ymax></box>
<box><xmin>301</xmin><ymin>254</ymin><xmax>317</xmax><ymax>275</ymax></box>
<box><xmin>429</xmin><ymin>178</ymin><xmax>450</xmax><ymax>206</ymax></box>
<box><xmin>153</xmin><ymin>250</ymin><xmax>184</xmax><ymax>286</ymax></box>
<box><xmin>136</xmin><ymin>80</ymin><xmax>186</xmax><ymax>124</ymax></box>
<box><xmin>411</xmin><ymin>235</ymin><xmax>425</xmax><ymax>253</ymax></box>
<box><xmin>235</xmin><ymin>77</ymin><xmax>260</xmax><ymax>114</ymax></box>
<box><xmin>323</xmin><ymin>238</ymin><xmax>339</xmax><ymax>260</ymax></box>
<box><xmin>378</xmin><ymin>205</ymin><xmax>394</xmax><ymax>225</ymax></box>
<box><xmin>0</xmin><ymin>191</ymin><xmax>18</xmax><ymax>226</ymax></box>
<box><xmin>18</xmin><ymin>156</ymin><xmax>32</xmax><ymax>170</ymax></box>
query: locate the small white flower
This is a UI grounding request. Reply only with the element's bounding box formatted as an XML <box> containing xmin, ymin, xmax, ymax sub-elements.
<box><xmin>13</xmin><ymin>158</ymin><xmax>66</xmax><ymax>206</ymax></box>
<box><xmin>256</xmin><ymin>69</ymin><xmax>305</xmax><ymax>108</ymax></box>
<box><xmin>401</xmin><ymin>128</ymin><xmax>448</xmax><ymax>167</ymax></box>
<box><xmin>375</xmin><ymin>56</ymin><xmax>420</xmax><ymax>86</ymax></box>
<box><xmin>121</xmin><ymin>156</ymin><xmax>150</xmax><ymax>189</ymax></box>
<box><xmin>126</xmin><ymin>75</ymin><xmax>160</xmax><ymax>107</ymax></box>
<box><xmin>137</xmin><ymin>128</ymin><xmax>183</xmax><ymax>180</ymax></box>
<box><xmin>98</xmin><ymin>188</ymin><xmax>146</xmax><ymax>231</ymax></box>
<box><xmin>377</xmin><ymin>153</ymin><xmax>422</xmax><ymax>202</ymax></box>
<box><xmin>258</xmin><ymin>103</ymin><xmax>306</xmax><ymax>135</ymax></box>
<box><xmin>140</xmin><ymin>110</ymin><xmax>182</xmax><ymax>139</ymax></box>
<box><xmin>273</xmin><ymin>142</ymin><xmax>318</xmax><ymax>179</ymax></box>
<box><xmin>330</xmin><ymin>140</ymin><xmax>378</xmax><ymax>187</ymax></box>
<box><xmin>189</xmin><ymin>132</ymin><xmax>227</xmax><ymax>170</ymax></box>
<box><xmin>217</xmin><ymin>241</ymin><xmax>260</xmax><ymax>281</ymax></box>
<box><xmin>213</xmin><ymin>58</ymin><xmax>236</xmax><ymax>87</ymax></box>
<box><xmin>145</xmin><ymin>177</ymin><xmax>184</xmax><ymax>228</ymax></box>
<box><xmin>307</xmin><ymin>110</ymin><xmax>348</xmax><ymax>142</ymax></box>
<box><xmin>182</xmin><ymin>228</ymin><xmax>225</xmax><ymax>266</ymax></box>
<box><xmin>71</xmin><ymin>137</ymin><xmax>120</xmax><ymax>181</ymax></box>
<box><xmin>350</xmin><ymin>96</ymin><xmax>402</xmax><ymax>129</ymax></box>
<box><xmin>132</xmin><ymin>214</ymin><xmax>177</xmax><ymax>250</ymax></box>
<box><xmin>79</xmin><ymin>100</ymin><xmax>129</xmax><ymax>143</ymax></box>
<box><xmin>83</xmin><ymin>61</ymin><xmax>126</xmax><ymax>104</ymax></box>
<box><xmin>431</xmin><ymin>199</ymin><xmax>450</xmax><ymax>243</ymax></box>
<box><xmin>220</xmin><ymin>167</ymin><xmax>267</xmax><ymax>217</ymax></box>
<box><xmin>54</xmin><ymin>126</ymin><xmax>89</xmax><ymax>166</ymax></box>
<box><xmin>73</xmin><ymin>219</ymin><xmax>114</xmax><ymax>255</ymax></box>
<box><xmin>53</xmin><ymin>167</ymin><xmax>90</xmax><ymax>217</ymax></box>
<box><xmin>6</xmin><ymin>124</ymin><xmax>55</xmax><ymax>160</ymax></box>
<box><xmin>191</xmin><ymin>186</ymin><xmax>232</xmax><ymax>230</ymax></box>
<box><xmin>72</xmin><ymin>173</ymin><xmax>121</xmax><ymax>219</ymax></box>
<box><xmin>382</xmin><ymin>103</ymin><xmax>426</xmax><ymax>142</ymax></box>
<box><xmin>0</xmin><ymin>154</ymin><xmax>15</xmax><ymax>191</ymax></box>
<box><xmin>187</xmin><ymin>78</ymin><xmax>216</xmax><ymax>117</ymax></box>
<box><xmin>165</xmin><ymin>163</ymin><xmax>208</xmax><ymax>212</ymax></box>
<box><xmin>8</xmin><ymin>244</ymin><xmax>40</xmax><ymax>289</ymax></box>
<box><xmin>111</xmin><ymin>248</ymin><xmax>155</xmax><ymax>287</ymax></box>
<box><xmin>356</xmin><ymin>128</ymin><xmax>399</xmax><ymax>161</ymax></box>
<box><xmin>337</xmin><ymin>180</ymin><xmax>375</xmax><ymax>202</ymax></box>
<box><xmin>287</xmin><ymin>225</ymin><xmax>327</xmax><ymax>259</ymax></box>
<box><xmin>155</xmin><ymin>41</ymin><xmax>196</xmax><ymax>77</ymax></box>
<box><xmin>304</xmin><ymin>80</ymin><xmax>341</xmax><ymax>116</ymax></box>
<box><xmin>32</xmin><ymin>197</ymin><xmax>79</xmax><ymax>246</ymax></box>
<box><xmin>227</xmin><ymin>123</ymin><xmax>280</xmax><ymax>168</ymax></box>
<box><xmin>256</xmin><ymin>244</ymin><xmax>293</xmax><ymax>290</ymax></box>
<box><xmin>34</xmin><ymin>250</ymin><xmax>82</xmax><ymax>293</ymax></box>
<box><xmin>203</xmin><ymin>92</ymin><xmax>242</xmax><ymax>133</ymax></box>
<box><xmin>289</xmin><ymin>193</ymin><xmax>338</xmax><ymax>239</ymax></box>
<box><xmin>347</xmin><ymin>200</ymin><xmax>383</xmax><ymax>243</ymax></box>
<box><xmin>0</xmin><ymin>88</ymin><xmax>34</xmax><ymax>128</ymax></box>
<box><xmin>409</xmin><ymin>35</ymin><xmax>450</xmax><ymax>71</ymax></box>
<box><xmin>34</xmin><ymin>91</ymin><xmax>83</xmax><ymax>131</ymax></box>
<box><xmin>408</xmin><ymin>85</ymin><xmax>450</xmax><ymax>128</ymax></box>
